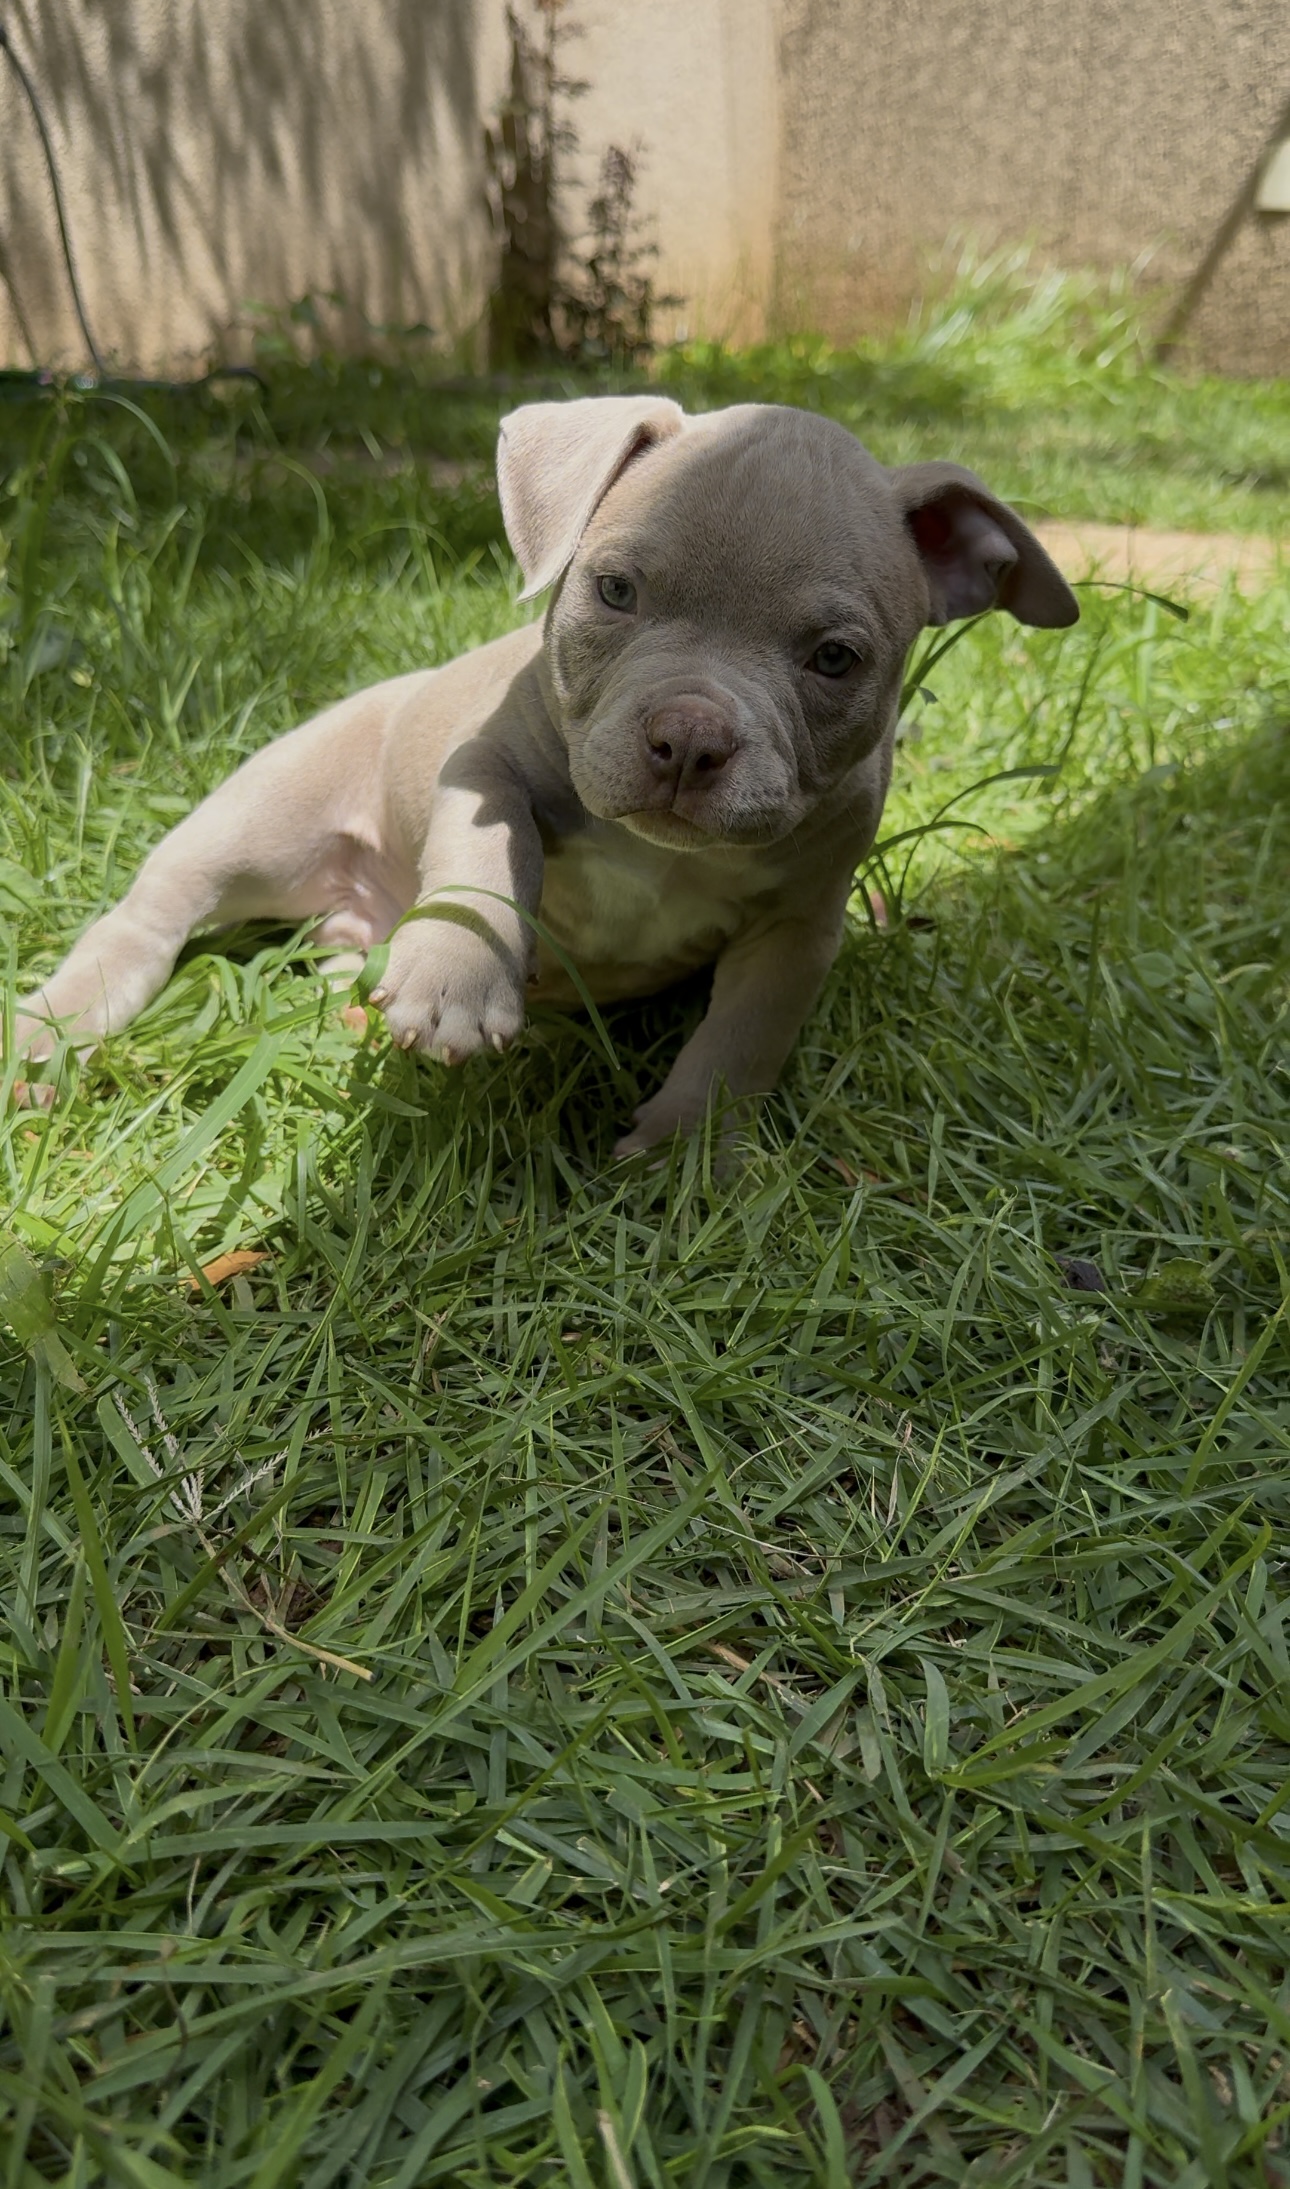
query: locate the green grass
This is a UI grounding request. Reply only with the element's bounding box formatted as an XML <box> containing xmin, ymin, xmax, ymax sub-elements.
<box><xmin>1</xmin><ymin>262</ymin><xmax>1288</xmax><ymax>2185</ymax></box>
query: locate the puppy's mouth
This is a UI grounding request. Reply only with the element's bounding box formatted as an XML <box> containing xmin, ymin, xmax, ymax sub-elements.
<box><xmin>617</xmin><ymin>810</ymin><xmax>719</xmax><ymax>850</ymax></box>
<box><xmin>617</xmin><ymin>807</ymin><xmax>794</xmax><ymax>852</ymax></box>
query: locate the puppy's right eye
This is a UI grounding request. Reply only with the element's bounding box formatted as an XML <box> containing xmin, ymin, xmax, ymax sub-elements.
<box><xmin>597</xmin><ymin>574</ymin><xmax>638</xmax><ymax>613</ymax></box>
<box><xmin>807</xmin><ymin>641</ymin><xmax>859</xmax><ymax>678</ymax></box>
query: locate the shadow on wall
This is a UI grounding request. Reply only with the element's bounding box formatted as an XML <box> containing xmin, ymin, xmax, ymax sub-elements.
<box><xmin>0</xmin><ymin>0</ymin><xmax>501</xmax><ymax>374</ymax></box>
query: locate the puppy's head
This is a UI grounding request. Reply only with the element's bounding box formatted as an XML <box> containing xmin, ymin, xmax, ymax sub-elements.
<box><xmin>498</xmin><ymin>397</ymin><xmax>1077</xmax><ymax>849</ymax></box>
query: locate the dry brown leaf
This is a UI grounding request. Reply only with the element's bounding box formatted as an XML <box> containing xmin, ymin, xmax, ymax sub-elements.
<box><xmin>830</xmin><ymin>1156</ymin><xmax>896</xmax><ymax>1191</ymax></box>
<box><xmin>185</xmin><ymin>1249</ymin><xmax>271</xmax><ymax>1293</ymax></box>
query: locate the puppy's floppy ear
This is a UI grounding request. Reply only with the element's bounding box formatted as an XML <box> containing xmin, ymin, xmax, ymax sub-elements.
<box><xmin>498</xmin><ymin>396</ymin><xmax>687</xmax><ymax>601</ymax></box>
<box><xmin>890</xmin><ymin>461</ymin><xmax>1079</xmax><ymax>629</ymax></box>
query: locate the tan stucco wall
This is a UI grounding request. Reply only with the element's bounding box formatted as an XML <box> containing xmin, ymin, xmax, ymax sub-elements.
<box><xmin>0</xmin><ymin>0</ymin><xmax>778</xmax><ymax>375</ymax></box>
<box><xmin>563</xmin><ymin>0</ymin><xmax>780</xmax><ymax>347</ymax></box>
<box><xmin>776</xmin><ymin>0</ymin><xmax>1290</xmax><ymax>374</ymax></box>
<box><xmin>2</xmin><ymin>0</ymin><xmax>1288</xmax><ymax>378</ymax></box>
<box><xmin>0</xmin><ymin>0</ymin><xmax>512</xmax><ymax>374</ymax></box>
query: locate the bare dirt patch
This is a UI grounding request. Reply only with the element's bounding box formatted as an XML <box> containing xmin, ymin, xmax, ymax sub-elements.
<box><xmin>1036</xmin><ymin>522</ymin><xmax>1281</xmax><ymax>595</ymax></box>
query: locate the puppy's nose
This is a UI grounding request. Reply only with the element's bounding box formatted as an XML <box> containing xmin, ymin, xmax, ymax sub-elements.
<box><xmin>644</xmin><ymin>703</ymin><xmax>737</xmax><ymax>792</ymax></box>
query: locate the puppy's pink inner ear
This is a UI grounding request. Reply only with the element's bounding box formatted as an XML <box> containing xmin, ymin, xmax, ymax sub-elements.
<box><xmin>905</xmin><ymin>492</ymin><xmax>1020</xmax><ymax>622</ymax></box>
<box><xmin>908</xmin><ymin>504</ymin><xmax>954</xmax><ymax>559</ymax></box>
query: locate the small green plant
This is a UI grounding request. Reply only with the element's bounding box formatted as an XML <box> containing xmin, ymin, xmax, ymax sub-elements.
<box><xmin>485</xmin><ymin>3</ymin><xmax>678</xmax><ymax>368</ymax></box>
<box><xmin>484</xmin><ymin>2</ymin><xmax>581</xmax><ymax>366</ymax></box>
<box><xmin>561</xmin><ymin>142</ymin><xmax>681</xmax><ymax>368</ymax></box>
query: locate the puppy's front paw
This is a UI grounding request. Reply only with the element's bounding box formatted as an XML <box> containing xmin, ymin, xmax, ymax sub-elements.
<box><xmin>614</xmin><ymin>1083</ymin><xmax>754</xmax><ymax>1163</ymax></box>
<box><xmin>613</xmin><ymin>1089</ymin><xmax>703</xmax><ymax>1157</ymax></box>
<box><xmin>371</xmin><ymin>921</ymin><xmax>525</xmax><ymax>1065</ymax></box>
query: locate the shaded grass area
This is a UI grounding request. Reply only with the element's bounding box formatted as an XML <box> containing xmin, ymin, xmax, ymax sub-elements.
<box><xmin>1</xmin><ymin>266</ymin><xmax>1289</xmax><ymax>2182</ymax></box>
<box><xmin>3</xmin><ymin>252</ymin><xmax>1290</xmax><ymax>607</ymax></box>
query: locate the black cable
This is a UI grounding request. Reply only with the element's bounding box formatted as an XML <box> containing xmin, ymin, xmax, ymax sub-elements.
<box><xmin>0</xmin><ymin>362</ymin><xmax>269</xmax><ymax>402</ymax></box>
<box><xmin>0</xmin><ymin>15</ymin><xmax>106</xmax><ymax>376</ymax></box>
<box><xmin>0</xmin><ymin>23</ymin><xmax>268</xmax><ymax>400</ymax></box>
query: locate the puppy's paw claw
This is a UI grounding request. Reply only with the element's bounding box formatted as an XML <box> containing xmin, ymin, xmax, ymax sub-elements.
<box><xmin>614</xmin><ymin>1084</ymin><xmax>753</xmax><ymax>1166</ymax></box>
<box><xmin>613</xmin><ymin>1116</ymin><xmax>681</xmax><ymax>1160</ymax></box>
<box><xmin>375</xmin><ymin>930</ymin><xmax>526</xmax><ymax>1066</ymax></box>
<box><xmin>10</xmin><ymin>1011</ymin><xmax>57</xmax><ymax>1066</ymax></box>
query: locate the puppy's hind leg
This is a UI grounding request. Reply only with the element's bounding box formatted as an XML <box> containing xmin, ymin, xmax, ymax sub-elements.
<box><xmin>12</xmin><ymin>756</ymin><xmax>343</xmax><ymax>1063</ymax></box>
<box><xmin>15</xmin><ymin>825</ymin><xmax>243</xmax><ymax>1062</ymax></box>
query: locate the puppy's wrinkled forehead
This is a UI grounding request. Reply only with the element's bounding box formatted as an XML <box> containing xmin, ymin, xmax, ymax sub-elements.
<box><xmin>579</xmin><ymin>406</ymin><xmax>916</xmax><ymax>629</ymax></box>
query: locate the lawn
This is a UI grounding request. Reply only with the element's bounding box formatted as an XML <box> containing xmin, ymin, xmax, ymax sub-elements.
<box><xmin>1</xmin><ymin>263</ymin><xmax>1288</xmax><ymax>2186</ymax></box>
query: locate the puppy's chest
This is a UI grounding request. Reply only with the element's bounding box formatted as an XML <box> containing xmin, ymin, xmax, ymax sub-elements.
<box><xmin>532</xmin><ymin>824</ymin><xmax>763</xmax><ymax>1001</ymax></box>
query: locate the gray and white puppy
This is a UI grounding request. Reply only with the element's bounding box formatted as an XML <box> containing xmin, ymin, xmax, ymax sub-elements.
<box><xmin>13</xmin><ymin>397</ymin><xmax>1077</xmax><ymax>1151</ymax></box>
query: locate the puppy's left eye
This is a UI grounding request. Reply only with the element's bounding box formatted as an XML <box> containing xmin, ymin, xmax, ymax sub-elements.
<box><xmin>807</xmin><ymin>641</ymin><xmax>858</xmax><ymax>678</ymax></box>
<box><xmin>598</xmin><ymin>574</ymin><xmax>638</xmax><ymax>613</ymax></box>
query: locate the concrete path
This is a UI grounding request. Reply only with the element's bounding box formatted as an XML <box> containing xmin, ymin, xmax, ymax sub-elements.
<box><xmin>1035</xmin><ymin>522</ymin><xmax>1282</xmax><ymax>595</ymax></box>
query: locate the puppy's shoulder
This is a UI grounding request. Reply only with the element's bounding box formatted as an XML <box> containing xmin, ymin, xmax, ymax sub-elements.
<box><xmin>432</xmin><ymin>617</ymin><xmax>544</xmax><ymax>695</ymax></box>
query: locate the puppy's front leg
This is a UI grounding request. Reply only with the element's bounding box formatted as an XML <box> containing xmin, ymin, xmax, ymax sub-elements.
<box><xmin>372</xmin><ymin>744</ymin><xmax>543</xmax><ymax>1064</ymax></box>
<box><xmin>615</xmin><ymin>910</ymin><xmax>846</xmax><ymax>1155</ymax></box>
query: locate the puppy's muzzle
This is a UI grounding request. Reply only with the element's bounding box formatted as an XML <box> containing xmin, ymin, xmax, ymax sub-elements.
<box><xmin>643</xmin><ymin>700</ymin><xmax>739</xmax><ymax>803</ymax></box>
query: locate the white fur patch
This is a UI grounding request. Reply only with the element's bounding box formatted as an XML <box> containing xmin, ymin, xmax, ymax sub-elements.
<box><xmin>532</xmin><ymin>821</ymin><xmax>765</xmax><ymax>1002</ymax></box>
